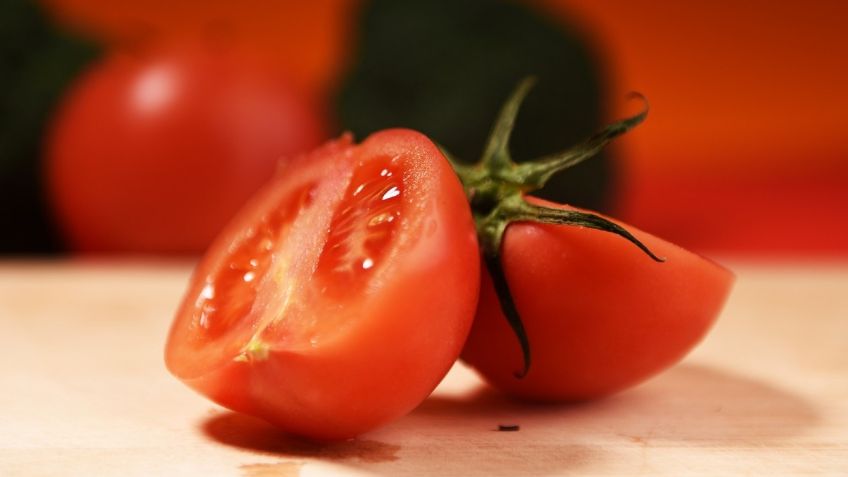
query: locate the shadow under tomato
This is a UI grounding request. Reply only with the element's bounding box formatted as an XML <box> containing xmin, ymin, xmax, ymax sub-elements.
<box><xmin>608</xmin><ymin>363</ymin><xmax>820</xmax><ymax>444</ymax></box>
<box><xmin>413</xmin><ymin>363</ymin><xmax>819</xmax><ymax>444</ymax></box>
<box><xmin>201</xmin><ymin>363</ymin><xmax>818</xmax><ymax>476</ymax></box>
<box><xmin>201</xmin><ymin>395</ymin><xmax>601</xmax><ymax>477</ymax></box>
<box><xmin>202</xmin><ymin>412</ymin><xmax>400</xmax><ymax>463</ymax></box>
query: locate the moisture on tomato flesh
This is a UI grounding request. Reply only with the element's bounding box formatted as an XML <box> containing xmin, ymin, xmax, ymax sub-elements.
<box><xmin>312</xmin><ymin>159</ymin><xmax>402</xmax><ymax>299</ymax></box>
<box><xmin>182</xmin><ymin>157</ymin><xmax>402</xmax><ymax>362</ymax></box>
<box><xmin>165</xmin><ymin>130</ymin><xmax>479</xmax><ymax>440</ymax></box>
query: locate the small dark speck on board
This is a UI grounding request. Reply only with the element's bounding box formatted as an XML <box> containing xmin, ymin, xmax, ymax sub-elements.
<box><xmin>498</xmin><ymin>424</ymin><xmax>520</xmax><ymax>432</ymax></box>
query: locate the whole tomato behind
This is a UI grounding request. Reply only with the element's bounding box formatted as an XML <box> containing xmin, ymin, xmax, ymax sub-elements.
<box><xmin>40</xmin><ymin>0</ymin><xmax>355</xmax><ymax>100</ymax></box>
<box><xmin>46</xmin><ymin>43</ymin><xmax>326</xmax><ymax>254</ymax></box>
<box><xmin>448</xmin><ymin>79</ymin><xmax>734</xmax><ymax>401</ymax></box>
<box><xmin>461</xmin><ymin>199</ymin><xmax>734</xmax><ymax>401</ymax></box>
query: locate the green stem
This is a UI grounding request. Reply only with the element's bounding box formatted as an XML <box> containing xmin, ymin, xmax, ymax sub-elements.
<box><xmin>482</xmin><ymin>250</ymin><xmax>531</xmax><ymax>378</ymax></box>
<box><xmin>514</xmin><ymin>201</ymin><xmax>664</xmax><ymax>262</ymax></box>
<box><xmin>479</xmin><ymin>77</ymin><xmax>537</xmax><ymax>171</ymax></box>
<box><xmin>443</xmin><ymin>78</ymin><xmax>659</xmax><ymax>380</ymax></box>
<box><xmin>514</xmin><ymin>93</ymin><xmax>649</xmax><ymax>189</ymax></box>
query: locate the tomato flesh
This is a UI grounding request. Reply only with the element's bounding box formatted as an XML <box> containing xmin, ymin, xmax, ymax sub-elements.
<box><xmin>179</xmin><ymin>181</ymin><xmax>318</xmax><ymax>369</ymax></box>
<box><xmin>166</xmin><ymin>131</ymin><xmax>479</xmax><ymax>439</ymax></box>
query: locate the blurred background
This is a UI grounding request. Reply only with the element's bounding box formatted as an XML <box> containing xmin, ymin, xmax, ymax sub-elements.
<box><xmin>1</xmin><ymin>0</ymin><xmax>846</xmax><ymax>258</ymax></box>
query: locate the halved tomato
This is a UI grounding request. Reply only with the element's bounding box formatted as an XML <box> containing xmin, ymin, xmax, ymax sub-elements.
<box><xmin>165</xmin><ymin>130</ymin><xmax>479</xmax><ymax>440</ymax></box>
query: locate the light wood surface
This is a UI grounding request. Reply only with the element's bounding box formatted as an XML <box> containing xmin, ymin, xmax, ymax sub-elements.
<box><xmin>1</xmin><ymin>260</ymin><xmax>846</xmax><ymax>476</ymax></box>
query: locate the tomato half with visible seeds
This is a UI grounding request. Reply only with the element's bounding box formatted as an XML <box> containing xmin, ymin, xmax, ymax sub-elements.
<box><xmin>461</xmin><ymin>198</ymin><xmax>734</xmax><ymax>402</ymax></box>
<box><xmin>165</xmin><ymin>130</ymin><xmax>479</xmax><ymax>440</ymax></box>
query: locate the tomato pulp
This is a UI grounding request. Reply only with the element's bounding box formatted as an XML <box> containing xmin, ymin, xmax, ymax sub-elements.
<box><xmin>165</xmin><ymin>130</ymin><xmax>479</xmax><ymax>440</ymax></box>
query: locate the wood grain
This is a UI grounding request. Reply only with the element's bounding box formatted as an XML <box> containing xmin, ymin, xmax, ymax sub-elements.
<box><xmin>0</xmin><ymin>260</ymin><xmax>846</xmax><ymax>476</ymax></box>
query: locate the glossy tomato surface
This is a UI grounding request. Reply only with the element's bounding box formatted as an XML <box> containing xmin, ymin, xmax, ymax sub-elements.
<box><xmin>165</xmin><ymin>130</ymin><xmax>479</xmax><ymax>440</ymax></box>
<box><xmin>47</xmin><ymin>44</ymin><xmax>325</xmax><ymax>254</ymax></box>
<box><xmin>461</xmin><ymin>198</ymin><xmax>734</xmax><ymax>402</ymax></box>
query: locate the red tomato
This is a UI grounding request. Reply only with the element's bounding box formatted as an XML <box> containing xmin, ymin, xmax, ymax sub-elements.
<box><xmin>165</xmin><ymin>130</ymin><xmax>480</xmax><ymax>440</ymax></box>
<box><xmin>41</xmin><ymin>0</ymin><xmax>357</xmax><ymax>99</ymax></box>
<box><xmin>46</xmin><ymin>44</ymin><xmax>325</xmax><ymax>254</ymax></box>
<box><xmin>461</xmin><ymin>198</ymin><xmax>734</xmax><ymax>402</ymax></box>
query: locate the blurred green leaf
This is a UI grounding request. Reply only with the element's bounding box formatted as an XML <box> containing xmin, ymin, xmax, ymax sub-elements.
<box><xmin>0</xmin><ymin>0</ymin><xmax>99</xmax><ymax>253</ymax></box>
<box><xmin>337</xmin><ymin>0</ymin><xmax>612</xmax><ymax>209</ymax></box>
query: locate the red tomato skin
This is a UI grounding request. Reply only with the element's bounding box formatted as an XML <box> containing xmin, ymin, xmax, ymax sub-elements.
<box><xmin>46</xmin><ymin>44</ymin><xmax>325</xmax><ymax>254</ymax></box>
<box><xmin>166</xmin><ymin>130</ymin><xmax>480</xmax><ymax>440</ymax></box>
<box><xmin>461</xmin><ymin>198</ymin><xmax>734</xmax><ymax>402</ymax></box>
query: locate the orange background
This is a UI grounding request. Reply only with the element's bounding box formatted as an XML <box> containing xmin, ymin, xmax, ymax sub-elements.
<box><xmin>45</xmin><ymin>0</ymin><xmax>848</xmax><ymax>172</ymax></box>
<box><xmin>545</xmin><ymin>0</ymin><xmax>848</xmax><ymax>175</ymax></box>
<box><xmin>43</xmin><ymin>0</ymin><xmax>848</xmax><ymax>256</ymax></box>
<box><xmin>541</xmin><ymin>0</ymin><xmax>848</xmax><ymax>256</ymax></box>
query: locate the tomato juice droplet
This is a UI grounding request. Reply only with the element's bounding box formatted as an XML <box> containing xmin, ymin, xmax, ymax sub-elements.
<box><xmin>314</xmin><ymin>155</ymin><xmax>403</xmax><ymax>296</ymax></box>
<box><xmin>381</xmin><ymin>186</ymin><xmax>400</xmax><ymax>200</ymax></box>
<box><xmin>191</xmin><ymin>182</ymin><xmax>318</xmax><ymax>340</ymax></box>
<box><xmin>188</xmin><ymin>152</ymin><xmax>406</xmax><ymax>349</ymax></box>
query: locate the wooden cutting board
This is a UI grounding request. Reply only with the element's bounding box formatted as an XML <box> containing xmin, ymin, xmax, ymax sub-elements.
<box><xmin>1</xmin><ymin>260</ymin><xmax>846</xmax><ymax>476</ymax></box>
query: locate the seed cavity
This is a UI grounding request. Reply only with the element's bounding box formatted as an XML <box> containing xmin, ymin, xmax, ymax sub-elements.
<box><xmin>191</xmin><ymin>182</ymin><xmax>318</xmax><ymax>338</ymax></box>
<box><xmin>314</xmin><ymin>157</ymin><xmax>403</xmax><ymax>288</ymax></box>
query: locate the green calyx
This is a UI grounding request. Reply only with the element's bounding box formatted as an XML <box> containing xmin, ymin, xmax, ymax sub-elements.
<box><xmin>441</xmin><ymin>77</ymin><xmax>663</xmax><ymax>379</ymax></box>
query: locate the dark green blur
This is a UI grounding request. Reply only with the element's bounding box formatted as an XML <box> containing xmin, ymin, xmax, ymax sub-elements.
<box><xmin>0</xmin><ymin>0</ymin><xmax>99</xmax><ymax>253</ymax></box>
<box><xmin>336</xmin><ymin>0</ymin><xmax>611</xmax><ymax>210</ymax></box>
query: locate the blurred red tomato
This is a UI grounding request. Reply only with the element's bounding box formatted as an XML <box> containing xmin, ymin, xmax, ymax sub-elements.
<box><xmin>41</xmin><ymin>0</ymin><xmax>359</xmax><ymax>99</ymax></box>
<box><xmin>46</xmin><ymin>43</ymin><xmax>326</xmax><ymax>254</ymax></box>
